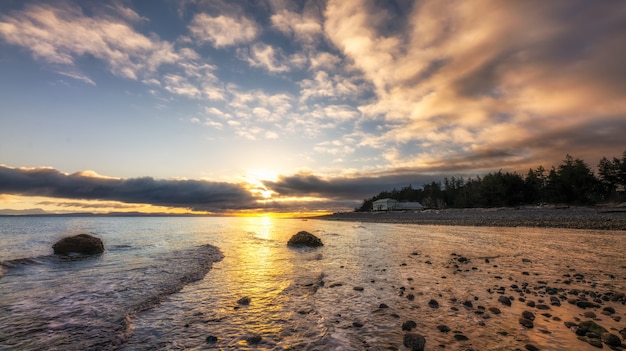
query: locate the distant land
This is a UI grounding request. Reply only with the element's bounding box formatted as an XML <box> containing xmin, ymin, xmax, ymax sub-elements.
<box><xmin>0</xmin><ymin>208</ymin><xmax>48</xmax><ymax>216</ymax></box>
<box><xmin>0</xmin><ymin>209</ymin><xmax>213</xmax><ymax>217</ymax></box>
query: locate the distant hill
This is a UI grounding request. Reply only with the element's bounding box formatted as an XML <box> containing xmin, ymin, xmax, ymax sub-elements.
<box><xmin>0</xmin><ymin>208</ymin><xmax>48</xmax><ymax>215</ymax></box>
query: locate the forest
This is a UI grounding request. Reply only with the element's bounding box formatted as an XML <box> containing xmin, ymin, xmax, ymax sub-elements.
<box><xmin>355</xmin><ymin>151</ymin><xmax>626</xmax><ymax>211</ymax></box>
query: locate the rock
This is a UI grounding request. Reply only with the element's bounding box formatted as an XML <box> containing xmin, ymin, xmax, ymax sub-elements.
<box><xmin>402</xmin><ymin>320</ymin><xmax>417</xmax><ymax>331</ymax></box>
<box><xmin>437</xmin><ymin>325</ymin><xmax>451</xmax><ymax>333</ymax></box>
<box><xmin>454</xmin><ymin>333</ymin><xmax>469</xmax><ymax>341</ymax></box>
<box><xmin>52</xmin><ymin>234</ymin><xmax>104</xmax><ymax>255</ymax></box>
<box><xmin>403</xmin><ymin>333</ymin><xmax>426</xmax><ymax>351</ymax></box>
<box><xmin>578</xmin><ymin>320</ymin><xmax>608</xmax><ymax>336</ymax></box>
<box><xmin>287</xmin><ymin>231</ymin><xmax>323</xmax><ymax>247</ymax></box>
<box><xmin>205</xmin><ymin>335</ymin><xmax>218</xmax><ymax>343</ymax></box>
<box><xmin>519</xmin><ymin>317</ymin><xmax>534</xmax><ymax>329</ymax></box>
<box><xmin>237</xmin><ymin>297</ymin><xmax>251</xmax><ymax>305</ymax></box>
<box><xmin>352</xmin><ymin>321</ymin><xmax>364</xmax><ymax>328</ymax></box>
<box><xmin>525</xmin><ymin>345</ymin><xmax>540</xmax><ymax>351</ymax></box>
<box><xmin>602</xmin><ymin>306</ymin><xmax>615</xmax><ymax>315</ymax></box>
<box><xmin>583</xmin><ymin>311</ymin><xmax>596</xmax><ymax>319</ymax></box>
<box><xmin>428</xmin><ymin>299</ymin><xmax>439</xmax><ymax>308</ymax></box>
<box><xmin>601</xmin><ymin>332</ymin><xmax>622</xmax><ymax>347</ymax></box>
<box><xmin>522</xmin><ymin>311</ymin><xmax>535</xmax><ymax>321</ymax></box>
<box><xmin>245</xmin><ymin>334</ymin><xmax>262</xmax><ymax>344</ymax></box>
<box><xmin>488</xmin><ymin>307</ymin><xmax>501</xmax><ymax>314</ymax></box>
<box><xmin>498</xmin><ymin>296</ymin><xmax>512</xmax><ymax>306</ymax></box>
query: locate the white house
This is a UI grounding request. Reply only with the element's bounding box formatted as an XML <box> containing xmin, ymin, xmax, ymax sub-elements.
<box><xmin>373</xmin><ymin>199</ymin><xmax>424</xmax><ymax>211</ymax></box>
<box><xmin>372</xmin><ymin>198</ymin><xmax>399</xmax><ymax>211</ymax></box>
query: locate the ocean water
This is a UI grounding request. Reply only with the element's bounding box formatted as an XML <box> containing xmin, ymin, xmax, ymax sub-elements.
<box><xmin>1</xmin><ymin>216</ymin><xmax>625</xmax><ymax>350</ymax></box>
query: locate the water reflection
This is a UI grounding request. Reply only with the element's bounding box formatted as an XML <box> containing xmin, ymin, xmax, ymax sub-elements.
<box><xmin>115</xmin><ymin>218</ymin><xmax>626</xmax><ymax>350</ymax></box>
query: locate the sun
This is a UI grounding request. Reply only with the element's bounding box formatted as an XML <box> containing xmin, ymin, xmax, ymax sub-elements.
<box><xmin>243</xmin><ymin>169</ymin><xmax>279</xmax><ymax>199</ymax></box>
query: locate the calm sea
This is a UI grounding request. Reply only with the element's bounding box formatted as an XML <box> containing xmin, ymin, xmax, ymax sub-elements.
<box><xmin>1</xmin><ymin>216</ymin><xmax>624</xmax><ymax>350</ymax></box>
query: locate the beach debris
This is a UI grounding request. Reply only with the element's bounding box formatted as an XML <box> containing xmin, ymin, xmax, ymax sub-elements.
<box><xmin>52</xmin><ymin>234</ymin><xmax>104</xmax><ymax>255</ymax></box>
<box><xmin>287</xmin><ymin>231</ymin><xmax>323</xmax><ymax>247</ymax></box>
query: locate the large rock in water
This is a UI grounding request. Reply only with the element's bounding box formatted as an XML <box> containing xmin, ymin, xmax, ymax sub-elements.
<box><xmin>287</xmin><ymin>231</ymin><xmax>323</xmax><ymax>247</ymax></box>
<box><xmin>53</xmin><ymin>234</ymin><xmax>104</xmax><ymax>255</ymax></box>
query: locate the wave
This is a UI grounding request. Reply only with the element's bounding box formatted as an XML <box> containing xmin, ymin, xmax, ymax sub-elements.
<box><xmin>0</xmin><ymin>244</ymin><xmax>224</xmax><ymax>351</ymax></box>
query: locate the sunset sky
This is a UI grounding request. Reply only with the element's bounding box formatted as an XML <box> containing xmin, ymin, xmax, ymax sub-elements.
<box><xmin>1</xmin><ymin>0</ymin><xmax>625</xmax><ymax>215</ymax></box>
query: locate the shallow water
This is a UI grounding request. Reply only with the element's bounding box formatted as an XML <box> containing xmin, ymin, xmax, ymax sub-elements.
<box><xmin>1</xmin><ymin>216</ymin><xmax>625</xmax><ymax>350</ymax></box>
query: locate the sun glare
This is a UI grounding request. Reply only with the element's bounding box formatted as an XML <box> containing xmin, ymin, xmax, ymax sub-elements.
<box><xmin>242</xmin><ymin>169</ymin><xmax>279</xmax><ymax>199</ymax></box>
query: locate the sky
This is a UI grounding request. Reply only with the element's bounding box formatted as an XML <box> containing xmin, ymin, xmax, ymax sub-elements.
<box><xmin>1</xmin><ymin>0</ymin><xmax>625</xmax><ymax>215</ymax></box>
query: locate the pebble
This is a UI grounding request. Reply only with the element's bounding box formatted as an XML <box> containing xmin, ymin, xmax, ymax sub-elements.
<box><xmin>428</xmin><ymin>299</ymin><xmax>439</xmax><ymax>308</ymax></box>
<box><xmin>402</xmin><ymin>320</ymin><xmax>417</xmax><ymax>331</ymax></box>
<box><xmin>488</xmin><ymin>307</ymin><xmax>501</xmax><ymax>314</ymax></box>
<box><xmin>498</xmin><ymin>296</ymin><xmax>512</xmax><ymax>306</ymax></box>
<box><xmin>519</xmin><ymin>317</ymin><xmax>534</xmax><ymax>329</ymax></box>
<box><xmin>453</xmin><ymin>333</ymin><xmax>469</xmax><ymax>341</ymax></box>
<box><xmin>437</xmin><ymin>325</ymin><xmax>451</xmax><ymax>333</ymax></box>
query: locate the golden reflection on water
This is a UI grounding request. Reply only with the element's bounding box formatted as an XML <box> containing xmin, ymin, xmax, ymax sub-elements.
<box><xmin>214</xmin><ymin>216</ymin><xmax>297</xmax><ymax>336</ymax></box>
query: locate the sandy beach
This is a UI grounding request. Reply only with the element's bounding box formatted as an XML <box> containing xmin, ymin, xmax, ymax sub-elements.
<box><xmin>317</xmin><ymin>206</ymin><xmax>626</xmax><ymax>231</ymax></box>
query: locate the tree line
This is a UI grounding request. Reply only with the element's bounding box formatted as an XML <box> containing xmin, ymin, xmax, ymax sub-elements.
<box><xmin>356</xmin><ymin>151</ymin><xmax>626</xmax><ymax>211</ymax></box>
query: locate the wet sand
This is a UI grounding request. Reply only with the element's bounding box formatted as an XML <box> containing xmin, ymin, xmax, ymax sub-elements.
<box><xmin>317</xmin><ymin>207</ymin><xmax>626</xmax><ymax>230</ymax></box>
<box><xmin>312</xmin><ymin>209</ymin><xmax>626</xmax><ymax>350</ymax></box>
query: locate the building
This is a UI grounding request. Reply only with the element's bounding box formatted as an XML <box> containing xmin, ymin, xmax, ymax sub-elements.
<box><xmin>372</xmin><ymin>198</ymin><xmax>424</xmax><ymax>211</ymax></box>
<box><xmin>372</xmin><ymin>198</ymin><xmax>399</xmax><ymax>211</ymax></box>
<box><xmin>398</xmin><ymin>202</ymin><xmax>424</xmax><ymax>210</ymax></box>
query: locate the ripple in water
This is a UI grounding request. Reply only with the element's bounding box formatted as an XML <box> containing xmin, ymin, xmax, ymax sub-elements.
<box><xmin>2</xmin><ymin>217</ymin><xmax>625</xmax><ymax>351</ymax></box>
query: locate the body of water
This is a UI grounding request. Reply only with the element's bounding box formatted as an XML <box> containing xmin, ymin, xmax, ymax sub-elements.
<box><xmin>1</xmin><ymin>216</ymin><xmax>625</xmax><ymax>350</ymax></box>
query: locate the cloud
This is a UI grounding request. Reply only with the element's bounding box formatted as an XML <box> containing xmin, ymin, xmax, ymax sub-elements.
<box><xmin>0</xmin><ymin>2</ymin><xmax>225</xmax><ymax>99</ymax></box>
<box><xmin>0</xmin><ymin>165</ymin><xmax>258</xmax><ymax>211</ymax></box>
<box><xmin>0</xmin><ymin>2</ymin><xmax>180</xmax><ymax>80</ymax></box>
<box><xmin>323</xmin><ymin>0</ymin><xmax>626</xmax><ymax>172</ymax></box>
<box><xmin>271</xmin><ymin>8</ymin><xmax>323</xmax><ymax>45</ymax></box>
<box><xmin>239</xmin><ymin>42</ymin><xmax>306</xmax><ymax>73</ymax></box>
<box><xmin>189</xmin><ymin>13</ymin><xmax>258</xmax><ymax>48</ymax></box>
<box><xmin>264</xmin><ymin>172</ymin><xmax>442</xmax><ymax>202</ymax></box>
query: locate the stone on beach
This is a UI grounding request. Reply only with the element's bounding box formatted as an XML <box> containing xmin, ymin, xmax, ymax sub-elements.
<box><xmin>287</xmin><ymin>231</ymin><xmax>323</xmax><ymax>247</ymax></box>
<box><xmin>52</xmin><ymin>234</ymin><xmax>104</xmax><ymax>255</ymax></box>
<box><xmin>403</xmin><ymin>333</ymin><xmax>426</xmax><ymax>351</ymax></box>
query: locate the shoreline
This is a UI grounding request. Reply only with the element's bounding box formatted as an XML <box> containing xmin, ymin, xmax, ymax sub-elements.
<box><xmin>315</xmin><ymin>206</ymin><xmax>626</xmax><ymax>230</ymax></box>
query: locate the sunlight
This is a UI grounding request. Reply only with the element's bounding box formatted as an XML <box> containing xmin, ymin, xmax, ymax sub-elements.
<box><xmin>242</xmin><ymin>169</ymin><xmax>279</xmax><ymax>199</ymax></box>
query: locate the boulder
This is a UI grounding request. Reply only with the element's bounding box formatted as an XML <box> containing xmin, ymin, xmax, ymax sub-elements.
<box><xmin>53</xmin><ymin>234</ymin><xmax>104</xmax><ymax>255</ymax></box>
<box><xmin>287</xmin><ymin>231</ymin><xmax>323</xmax><ymax>247</ymax></box>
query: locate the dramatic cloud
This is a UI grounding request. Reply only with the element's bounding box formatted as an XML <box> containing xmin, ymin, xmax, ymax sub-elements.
<box><xmin>324</xmin><ymin>0</ymin><xmax>626</xmax><ymax>171</ymax></box>
<box><xmin>1</xmin><ymin>0</ymin><xmax>625</xmax><ymax>213</ymax></box>
<box><xmin>264</xmin><ymin>172</ymin><xmax>441</xmax><ymax>201</ymax></box>
<box><xmin>0</xmin><ymin>165</ymin><xmax>258</xmax><ymax>212</ymax></box>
